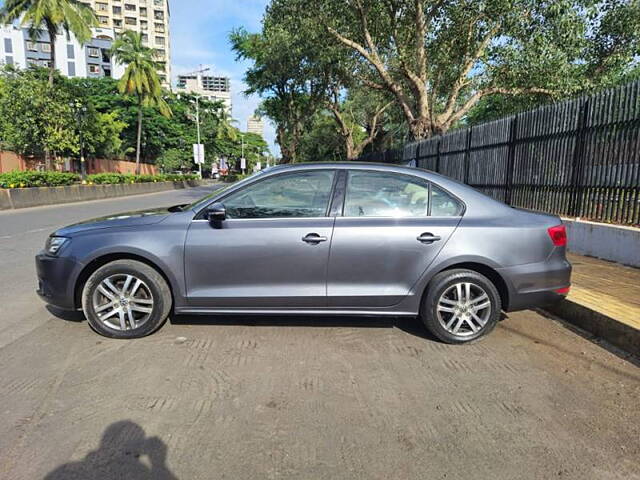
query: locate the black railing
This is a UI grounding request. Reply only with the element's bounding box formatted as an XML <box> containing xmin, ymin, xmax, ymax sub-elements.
<box><xmin>358</xmin><ymin>80</ymin><xmax>640</xmax><ymax>226</ymax></box>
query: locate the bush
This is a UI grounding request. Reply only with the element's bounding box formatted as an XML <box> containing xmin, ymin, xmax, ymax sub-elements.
<box><xmin>0</xmin><ymin>170</ymin><xmax>79</xmax><ymax>188</ymax></box>
<box><xmin>222</xmin><ymin>173</ymin><xmax>249</xmax><ymax>183</ymax></box>
<box><xmin>0</xmin><ymin>170</ymin><xmax>200</xmax><ymax>188</ymax></box>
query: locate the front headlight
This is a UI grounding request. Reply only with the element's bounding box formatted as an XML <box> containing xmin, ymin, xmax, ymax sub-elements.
<box><xmin>45</xmin><ymin>236</ymin><xmax>69</xmax><ymax>255</ymax></box>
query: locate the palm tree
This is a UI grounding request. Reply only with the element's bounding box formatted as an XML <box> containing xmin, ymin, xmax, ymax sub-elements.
<box><xmin>110</xmin><ymin>30</ymin><xmax>171</xmax><ymax>174</ymax></box>
<box><xmin>0</xmin><ymin>0</ymin><xmax>97</xmax><ymax>86</ymax></box>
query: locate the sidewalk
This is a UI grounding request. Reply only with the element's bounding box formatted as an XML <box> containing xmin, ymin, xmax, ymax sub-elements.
<box><xmin>544</xmin><ymin>252</ymin><xmax>640</xmax><ymax>356</ymax></box>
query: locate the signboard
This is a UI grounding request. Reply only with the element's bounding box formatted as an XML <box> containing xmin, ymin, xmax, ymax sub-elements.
<box><xmin>193</xmin><ymin>144</ymin><xmax>205</xmax><ymax>165</ymax></box>
<box><xmin>240</xmin><ymin>157</ymin><xmax>246</xmax><ymax>170</ymax></box>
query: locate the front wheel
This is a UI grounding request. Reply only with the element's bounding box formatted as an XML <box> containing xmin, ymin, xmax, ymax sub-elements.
<box><xmin>421</xmin><ymin>269</ymin><xmax>501</xmax><ymax>344</ymax></box>
<box><xmin>81</xmin><ymin>260</ymin><xmax>172</xmax><ymax>339</ymax></box>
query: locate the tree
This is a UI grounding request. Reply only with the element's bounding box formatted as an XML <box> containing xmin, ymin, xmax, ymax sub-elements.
<box><xmin>110</xmin><ymin>30</ymin><xmax>171</xmax><ymax>174</ymax></box>
<box><xmin>268</xmin><ymin>0</ymin><xmax>640</xmax><ymax>140</ymax></box>
<box><xmin>0</xmin><ymin>0</ymin><xmax>97</xmax><ymax>86</ymax></box>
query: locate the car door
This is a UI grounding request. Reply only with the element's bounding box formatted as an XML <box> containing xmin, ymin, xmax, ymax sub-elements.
<box><xmin>327</xmin><ymin>170</ymin><xmax>463</xmax><ymax>308</ymax></box>
<box><xmin>184</xmin><ymin>169</ymin><xmax>337</xmax><ymax>308</ymax></box>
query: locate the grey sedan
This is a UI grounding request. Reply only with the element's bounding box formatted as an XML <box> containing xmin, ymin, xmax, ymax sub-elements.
<box><xmin>36</xmin><ymin>163</ymin><xmax>571</xmax><ymax>343</ymax></box>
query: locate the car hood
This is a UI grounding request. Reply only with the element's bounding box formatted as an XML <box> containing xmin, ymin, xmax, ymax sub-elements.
<box><xmin>54</xmin><ymin>207</ymin><xmax>172</xmax><ymax>236</ymax></box>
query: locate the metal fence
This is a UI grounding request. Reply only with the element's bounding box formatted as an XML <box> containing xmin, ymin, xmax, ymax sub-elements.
<box><xmin>360</xmin><ymin>80</ymin><xmax>640</xmax><ymax>226</ymax></box>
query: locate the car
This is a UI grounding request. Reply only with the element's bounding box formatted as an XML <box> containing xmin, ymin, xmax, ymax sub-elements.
<box><xmin>35</xmin><ymin>162</ymin><xmax>571</xmax><ymax>342</ymax></box>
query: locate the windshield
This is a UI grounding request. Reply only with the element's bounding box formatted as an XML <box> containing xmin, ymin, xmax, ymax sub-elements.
<box><xmin>187</xmin><ymin>170</ymin><xmax>267</xmax><ymax>211</ymax></box>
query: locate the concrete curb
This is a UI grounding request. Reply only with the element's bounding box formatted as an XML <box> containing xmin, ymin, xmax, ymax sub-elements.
<box><xmin>543</xmin><ymin>299</ymin><xmax>640</xmax><ymax>357</ymax></box>
<box><xmin>0</xmin><ymin>180</ymin><xmax>204</xmax><ymax>210</ymax></box>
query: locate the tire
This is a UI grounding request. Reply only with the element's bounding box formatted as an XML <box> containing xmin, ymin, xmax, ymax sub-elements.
<box><xmin>81</xmin><ymin>260</ymin><xmax>172</xmax><ymax>339</ymax></box>
<box><xmin>421</xmin><ymin>269</ymin><xmax>501</xmax><ymax>344</ymax></box>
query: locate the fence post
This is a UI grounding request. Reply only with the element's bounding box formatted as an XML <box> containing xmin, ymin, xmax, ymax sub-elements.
<box><xmin>464</xmin><ymin>127</ymin><xmax>472</xmax><ymax>184</ymax></box>
<box><xmin>570</xmin><ymin>99</ymin><xmax>589</xmax><ymax>217</ymax></box>
<box><xmin>415</xmin><ymin>141</ymin><xmax>420</xmax><ymax>168</ymax></box>
<box><xmin>505</xmin><ymin>115</ymin><xmax>518</xmax><ymax>205</ymax></box>
<box><xmin>436</xmin><ymin>138</ymin><xmax>441</xmax><ymax>173</ymax></box>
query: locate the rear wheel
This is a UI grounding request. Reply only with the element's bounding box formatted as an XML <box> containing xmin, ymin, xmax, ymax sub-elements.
<box><xmin>81</xmin><ymin>260</ymin><xmax>172</xmax><ymax>339</ymax></box>
<box><xmin>421</xmin><ymin>269</ymin><xmax>501</xmax><ymax>344</ymax></box>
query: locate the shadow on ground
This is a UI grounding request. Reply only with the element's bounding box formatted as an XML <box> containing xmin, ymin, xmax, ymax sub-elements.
<box><xmin>44</xmin><ymin>420</ymin><xmax>178</xmax><ymax>480</ymax></box>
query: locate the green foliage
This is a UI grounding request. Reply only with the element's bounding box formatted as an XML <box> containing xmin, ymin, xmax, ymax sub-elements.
<box><xmin>86</xmin><ymin>173</ymin><xmax>198</xmax><ymax>185</ymax></box>
<box><xmin>0</xmin><ymin>170</ymin><xmax>79</xmax><ymax>188</ymax></box>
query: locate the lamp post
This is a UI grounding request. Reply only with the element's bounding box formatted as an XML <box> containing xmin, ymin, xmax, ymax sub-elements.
<box><xmin>71</xmin><ymin>100</ymin><xmax>88</xmax><ymax>180</ymax></box>
<box><xmin>240</xmin><ymin>133</ymin><xmax>245</xmax><ymax>175</ymax></box>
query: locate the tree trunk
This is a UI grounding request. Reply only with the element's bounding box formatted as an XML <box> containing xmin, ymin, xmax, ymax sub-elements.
<box><xmin>135</xmin><ymin>102</ymin><xmax>143</xmax><ymax>175</ymax></box>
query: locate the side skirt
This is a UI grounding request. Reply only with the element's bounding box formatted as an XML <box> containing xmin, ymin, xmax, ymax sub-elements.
<box><xmin>174</xmin><ymin>307</ymin><xmax>418</xmax><ymax>317</ymax></box>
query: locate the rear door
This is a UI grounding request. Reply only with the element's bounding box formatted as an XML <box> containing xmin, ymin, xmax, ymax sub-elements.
<box><xmin>327</xmin><ymin>170</ymin><xmax>463</xmax><ymax>308</ymax></box>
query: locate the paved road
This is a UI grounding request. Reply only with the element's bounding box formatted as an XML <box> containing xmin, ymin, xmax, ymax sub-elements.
<box><xmin>0</xmin><ymin>188</ymin><xmax>638</xmax><ymax>479</ymax></box>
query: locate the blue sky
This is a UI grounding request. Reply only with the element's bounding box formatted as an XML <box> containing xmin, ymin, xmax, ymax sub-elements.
<box><xmin>169</xmin><ymin>0</ymin><xmax>277</xmax><ymax>153</ymax></box>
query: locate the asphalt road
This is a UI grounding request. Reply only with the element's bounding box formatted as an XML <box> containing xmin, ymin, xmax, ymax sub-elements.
<box><xmin>0</xmin><ymin>187</ymin><xmax>638</xmax><ymax>480</ymax></box>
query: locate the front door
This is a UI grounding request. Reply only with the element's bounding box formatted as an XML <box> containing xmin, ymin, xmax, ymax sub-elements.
<box><xmin>185</xmin><ymin>170</ymin><xmax>337</xmax><ymax>308</ymax></box>
<box><xmin>327</xmin><ymin>170</ymin><xmax>463</xmax><ymax>308</ymax></box>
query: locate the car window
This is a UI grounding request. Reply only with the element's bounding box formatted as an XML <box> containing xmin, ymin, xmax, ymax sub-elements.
<box><xmin>223</xmin><ymin>170</ymin><xmax>336</xmax><ymax>219</ymax></box>
<box><xmin>430</xmin><ymin>184</ymin><xmax>463</xmax><ymax>216</ymax></box>
<box><xmin>344</xmin><ymin>171</ymin><xmax>430</xmax><ymax>217</ymax></box>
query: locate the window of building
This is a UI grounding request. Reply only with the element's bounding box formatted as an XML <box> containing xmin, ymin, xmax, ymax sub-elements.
<box><xmin>125</xmin><ymin>4</ymin><xmax>136</xmax><ymax>11</ymax></box>
<box><xmin>154</xmin><ymin>10</ymin><xmax>164</xmax><ymax>20</ymax></box>
<box><xmin>154</xmin><ymin>48</ymin><xmax>165</xmax><ymax>57</ymax></box>
<box><xmin>125</xmin><ymin>17</ymin><xmax>137</xmax><ymax>25</ymax></box>
<box><xmin>155</xmin><ymin>36</ymin><xmax>164</xmax><ymax>46</ymax></box>
<box><xmin>98</xmin><ymin>15</ymin><xmax>109</xmax><ymax>25</ymax></box>
<box><xmin>68</xmin><ymin>62</ymin><xmax>76</xmax><ymax>76</ymax></box>
<box><xmin>140</xmin><ymin>20</ymin><xmax>148</xmax><ymax>30</ymax></box>
<box><xmin>88</xmin><ymin>64</ymin><xmax>101</xmax><ymax>74</ymax></box>
<box><xmin>67</xmin><ymin>44</ymin><xmax>74</xmax><ymax>59</ymax></box>
<box><xmin>96</xmin><ymin>2</ymin><xmax>108</xmax><ymax>11</ymax></box>
<box><xmin>140</xmin><ymin>7</ymin><xmax>147</xmax><ymax>16</ymax></box>
<box><xmin>112</xmin><ymin>6</ymin><xmax>122</xmax><ymax>15</ymax></box>
<box><xmin>5</xmin><ymin>56</ymin><xmax>14</xmax><ymax>65</ymax></box>
<box><xmin>88</xmin><ymin>47</ymin><xmax>100</xmax><ymax>57</ymax></box>
<box><xmin>104</xmin><ymin>67</ymin><xmax>111</xmax><ymax>77</ymax></box>
<box><xmin>154</xmin><ymin>0</ymin><xmax>164</xmax><ymax>6</ymax></box>
<box><xmin>154</xmin><ymin>22</ymin><xmax>165</xmax><ymax>32</ymax></box>
<box><xmin>40</xmin><ymin>43</ymin><xmax>51</xmax><ymax>53</ymax></box>
<box><xmin>141</xmin><ymin>34</ymin><xmax>148</xmax><ymax>43</ymax></box>
<box><xmin>101</xmin><ymin>49</ymin><xmax>110</xmax><ymax>63</ymax></box>
<box><xmin>26</xmin><ymin>41</ymin><xmax>37</xmax><ymax>51</ymax></box>
<box><xmin>4</xmin><ymin>38</ymin><xmax>12</xmax><ymax>54</ymax></box>
<box><xmin>113</xmin><ymin>19</ymin><xmax>123</xmax><ymax>27</ymax></box>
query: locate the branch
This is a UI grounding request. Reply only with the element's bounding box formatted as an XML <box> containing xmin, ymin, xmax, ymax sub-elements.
<box><xmin>440</xmin><ymin>22</ymin><xmax>500</xmax><ymax>122</ymax></box>
<box><xmin>446</xmin><ymin>87</ymin><xmax>554</xmax><ymax>127</ymax></box>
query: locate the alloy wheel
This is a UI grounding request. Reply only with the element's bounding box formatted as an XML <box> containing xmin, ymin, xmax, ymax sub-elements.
<box><xmin>436</xmin><ymin>282</ymin><xmax>492</xmax><ymax>337</ymax></box>
<box><xmin>92</xmin><ymin>274</ymin><xmax>154</xmax><ymax>331</ymax></box>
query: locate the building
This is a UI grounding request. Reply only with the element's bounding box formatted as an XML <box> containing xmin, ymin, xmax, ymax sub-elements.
<box><xmin>176</xmin><ymin>73</ymin><xmax>232</xmax><ymax>112</ymax></box>
<box><xmin>0</xmin><ymin>25</ymin><xmax>125</xmax><ymax>79</ymax></box>
<box><xmin>247</xmin><ymin>115</ymin><xmax>264</xmax><ymax>137</ymax></box>
<box><xmin>79</xmin><ymin>0</ymin><xmax>172</xmax><ymax>87</ymax></box>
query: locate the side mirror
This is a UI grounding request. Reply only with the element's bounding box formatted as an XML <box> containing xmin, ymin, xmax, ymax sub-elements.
<box><xmin>206</xmin><ymin>202</ymin><xmax>226</xmax><ymax>228</ymax></box>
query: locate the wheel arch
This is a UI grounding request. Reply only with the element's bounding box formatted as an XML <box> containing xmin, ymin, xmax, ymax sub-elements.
<box><xmin>74</xmin><ymin>252</ymin><xmax>175</xmax><ymax>310</ymax></box>
<box><xmin>423</xmin><ymin>261</ymin><xmax>511</xmax><ymax>311</ymax></box>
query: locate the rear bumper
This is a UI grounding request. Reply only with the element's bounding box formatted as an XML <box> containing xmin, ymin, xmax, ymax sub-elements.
<box><xmin>35</xmin><ymin>252</ymin><xmax>79</xmax><ymax>310</ymax></box>
<box><xmin>498</xmin><ymin>255</ymin><xmax>572</xmax><ymax>312</ymax></box>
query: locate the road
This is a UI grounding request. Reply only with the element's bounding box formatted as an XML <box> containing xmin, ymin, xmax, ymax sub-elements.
<box><xmin>0</xmin><ymin>187</ymin><xmax>638</xmax><ymax>479</ymax></box>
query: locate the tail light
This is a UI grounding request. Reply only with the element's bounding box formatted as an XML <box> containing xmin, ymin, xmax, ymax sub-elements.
<box><xmin>547</xmin><ymin>224</ymin><xmax>567</xmax><ymax>247</ymax></box>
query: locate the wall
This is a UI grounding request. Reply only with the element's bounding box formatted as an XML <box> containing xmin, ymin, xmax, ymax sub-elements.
<box><xmin>0</xmin><ymin>151</ymin><xmax>157</xmax><ymax>175</ymax></box>
<box><xmin>564</xmin><ymin>218</ymin><xmax>640</xmax><ymax>268</ymax></box>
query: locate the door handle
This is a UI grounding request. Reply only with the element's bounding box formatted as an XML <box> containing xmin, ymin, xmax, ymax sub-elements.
<box><xmin>302</xmin><ymin>233</ymin><xmax>328</xmax><ymax>244</ymax></box>
<box><xmin>417</xmin><ymin>232</ymin><xmax>441</xmax><ymax>244</ymax></box>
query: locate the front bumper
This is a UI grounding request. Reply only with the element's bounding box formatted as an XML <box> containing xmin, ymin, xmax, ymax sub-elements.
<box><xmin>498</xmin><ymin>254</ymin><xmax>572</xmax><ymax>312</ymax></box>
<box><xmin>35</xmin><ymin>252</ymin><xmax>80</xmax><ymax>310</ymax></box>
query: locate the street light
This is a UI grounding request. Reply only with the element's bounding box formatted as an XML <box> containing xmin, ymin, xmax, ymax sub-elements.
<box><xmin>183</xmin><ymin>65</ymin><xmax>211</xmax><ymax>179</ymax></box>
<box><xmin>71</xmin><ymin>100</ymin><xmax>88</xmax><ymax>181</ymax></box>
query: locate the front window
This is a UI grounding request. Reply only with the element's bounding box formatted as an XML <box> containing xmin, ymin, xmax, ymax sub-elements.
<box><xmin>223</xmin><ymin>171</ymin><xmax>336</xmax><ymax>219</ymax></box>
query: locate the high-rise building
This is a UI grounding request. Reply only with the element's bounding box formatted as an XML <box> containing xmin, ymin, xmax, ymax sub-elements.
<box><xmin>79</xmin><ymin>0</ymin><xmax>172</xmax><ymax>87</ymax></box>
<box><xmin>247</xmin><ymin>115</ymin><xmax>264</xmax><ymax>137</ymax></box>
<box><xmin>176</xmin><ymin>73</ymin><xmax>232</xmax><ymax>112</ymax></box>
<box><xmin>0</xmin><ymin>25</ymin><xmax>126</xmax><ymax>79</ymax></box>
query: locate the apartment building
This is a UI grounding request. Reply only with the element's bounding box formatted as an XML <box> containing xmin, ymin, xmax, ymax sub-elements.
<box><xmin>247</xmin><ymin>115</ymin><xmax>264</xmax><ymax>137</ymax></box>
<box><xmin>0</xmin><ymin>25</ymin><xmax>125</xmax><ymax>79</ymax></box>
<box><xmin>176</xmin><ymin>73</ymin><xmax>232</xmax><ymax>112</ymax></box>
<box><xmin>80</xmin><ymin>0</ymin><xmax>171</xmax><ymax>87</ymax></box>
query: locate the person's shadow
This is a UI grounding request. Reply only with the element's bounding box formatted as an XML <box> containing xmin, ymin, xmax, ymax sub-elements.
<box><xmin>44</xmin><ymin>420</ymin><xmax>178</xmax><ymax>480</ymax></box>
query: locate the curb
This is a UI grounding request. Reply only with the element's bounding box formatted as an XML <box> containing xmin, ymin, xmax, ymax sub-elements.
<box><xmin>0</xmin><ymin>180</ymin><xmax>207</xmax><ymax>211</ymax></box>
<box><xmin>543</xmin><ymin>299</ymin><xmax>640</xmax><ymax>357</ymax></box>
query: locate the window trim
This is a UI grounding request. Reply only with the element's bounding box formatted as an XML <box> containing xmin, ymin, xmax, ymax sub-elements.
<box><xmin>194</xmin><ymin>169</ymin><xmax>339</xmax><ymax>221</ymax></box>
<box><xmin>340</xmin><ymin>169</ymin><xmax>466</xmax><ymax>219</ymax></box>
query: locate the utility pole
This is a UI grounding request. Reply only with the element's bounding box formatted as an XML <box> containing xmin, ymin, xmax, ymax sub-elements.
<box><xmin>183</xmin><ymin>65</ymin><xmax>211</xmax><ymax>179</ymax></box>
<box><xmin>241</xmin><ymin>133</ymin><xmax>245</xmax><ymax>175</ymax></box>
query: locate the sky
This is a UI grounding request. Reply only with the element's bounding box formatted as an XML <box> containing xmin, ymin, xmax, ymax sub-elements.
<box><xmin>169</xmin><ymin>0</ymin><xmax>277</xmax><ymax>154</ymax></box>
